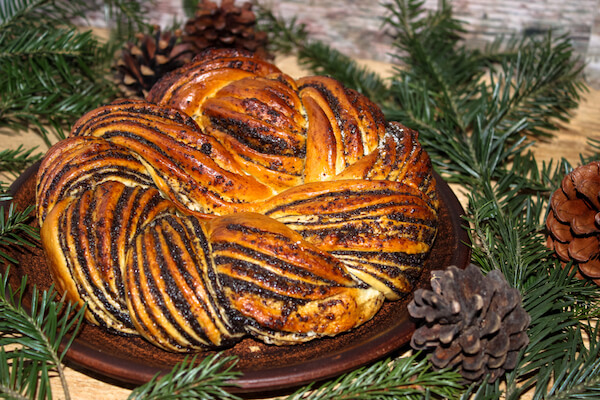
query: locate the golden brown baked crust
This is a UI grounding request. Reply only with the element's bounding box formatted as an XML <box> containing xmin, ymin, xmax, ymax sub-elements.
<box><xmin>36</xmin><ymin>49</ymin><xmax>438</xmax><ymax>351</ymax></box>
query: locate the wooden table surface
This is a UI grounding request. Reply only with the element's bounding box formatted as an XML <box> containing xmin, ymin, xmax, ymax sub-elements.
<box><xmin>1</xmin><ymin>57</ymin><xmax>598</xmax><ymax>400</ymax></box>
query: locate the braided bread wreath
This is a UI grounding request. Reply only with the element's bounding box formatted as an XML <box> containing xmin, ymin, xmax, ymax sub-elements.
<box><xmin>36</xmin><ymin>48</ymin><xmax>439</xmax><ymax>352</ymax></box>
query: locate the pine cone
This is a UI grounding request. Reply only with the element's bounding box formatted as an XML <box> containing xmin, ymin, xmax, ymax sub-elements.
<box><xmin>116</xmin><ymin>26</ymin><xmax>193</xmax><ymax>98</ymax></box>
<box><xmin>408</xmin><ymin>264</ymin><xmax>530</xmax><ymax>383</ymax></box>
<box><xmin>182</xmin><ymin>0</ymin><xmax>271</xmax><ymax>59</ymax></box>
<box><xmin>546</xmin><ymin>161</ymin><xmax>600</xmax><ymax>284</ymax></box>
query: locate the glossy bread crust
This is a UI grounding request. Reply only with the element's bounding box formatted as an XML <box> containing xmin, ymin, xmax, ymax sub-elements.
<box><xmin>36</xmin><ymin>49</ymin><xmax>438</xmax><ymax>351</ymax></box>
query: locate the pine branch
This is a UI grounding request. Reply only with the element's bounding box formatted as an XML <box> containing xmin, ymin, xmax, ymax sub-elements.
<box><xmin>254</xmin><ymin>2</ymin><xmax>388</xmax><ymax>103</ymax></box>
<box><xmin>127</xmin><ymin>354</ymin><xmax>242</xmax><ymax>400</ymax></box>
<box><xmin>283</xmin><ymin>354</ymin><xmax>464</xmax><ymax>400</ymax></box>
<box><xmin>579</xmin><ymin>137</ymin><xmax>600</xmax><ymax>165</ymax></box>
<box><xmin>181</xmin><ymin>0</ymin><xmax>198</xmax><ymax>19</ymax></box>
<box><xmin>508</xmin><ymin>272</ymin><xmax>592</xmax><ymax>400</ymax></box>
<box><xmin>296</xmin><ymin>41</ymin><xmax>390</xmax><ymax>104</ymax></box>
<box><xmin>0</xmin><ymin>0</ymin><xmax>87</xmax><ymax>30</ymax></box>
<box><xmin>0</xmin><ymin>25</ymin><xmax>116</xmax><ymax>144</ymax></box>
<box><xmin>0</xmin><ymin>202</ymin><xmax>39</xmax><ymax>266</ymax></box>
<box><xmin>383</xmin><ymin>0</ymin><xmax>585</xmax><ymax>162</ymax></box>
<box><xmin>0</xmin><ymin>350</ymin><xmax>37</xmax><ymax>400</ymax></box>
<box><xmin>0</xmin><ymin>0</ymin><xmax>149</xmax><ymax>145</ymax></box>
<box><xmin>484</xmin><ymin>32</ymin><xmax>586</xmax><ymax>139</ymax></box>
<box><xmin>0</xmin><ymin>270</ymin><xmax>86</xmax><ymax>400</ymax></box>
<box><xmin>461</xmin><ymin>141</ymin><xmax>600</xmax><ymax>400</ymax></box>
<box><xmin>375</xmin><ymin>3</ymin><xmax>596</xmax><ymax>399</ymax></box>
<box><xmin>0</xmin><ymin>146</ymin><xmax>42</xmax><ymax>180</ymax></box>
<box><xmin>542</xmin><ymin>321</ymin><xmax>600</xmax><ymax>400</ymax></box>
<box><xmin>89</xmin><ymin>0</ymin><xmax>152</xmax><ymax>43</ymax></box>
<box><xmin>0</xmin><ymin>1</ymin><xmax>595</xmax><ymax>399</ymax></box>
<box><xmin>254</xmin><ymin>1</ymin><xmax>309</xmax><ymax>56</ymax></box>
<box><xmin>385</xmin><ymin>0</ymin><xmax>484</xmax><ymax>132</ymax></box>
<box><xmin>0</xmin><ymin>147</ymin><xmax>41</xmax><ymax>255</ymax></box>
<box><xmin>0</xmin><ymin>0</ymin><xmax>150</xmax><ymax>41</ymax></box>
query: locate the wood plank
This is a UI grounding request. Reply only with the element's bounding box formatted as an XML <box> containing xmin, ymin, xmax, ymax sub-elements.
<box><xmin>1</xmin><ymin>61</ymin><xmax>598</xmax><ymax>400</ymax></box>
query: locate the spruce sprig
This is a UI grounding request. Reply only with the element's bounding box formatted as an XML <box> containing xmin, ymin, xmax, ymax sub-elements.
<box><xmin>93</xmin><ymin>0</ymin><xmax>151</xmax><ymax>42</ymax></box>
<box><xmin>254</xmin><ymin>2</ymin><xmax>388</xmax><ymax>103</ymax></box>
<box><xmin>0</xmin><ymin>203</ymin><xmax>39</xmax><ymax>265</ymax></box>
<box><xmin>0</xmin><ymin>0</ymin><xmax>86</xmax><ymax>28</ymax></box>
<box><xmin>0</xmin><ymin>0</ymin><xmax>147</xmax><ymax>146</ymax></box>
<box><xmin>127</xmin><ymin>355</ymin><xmax>242</xmax><ymax>400</ymax></box>
<box><xmin>465</xmin><ymin>164</ymin><xmax>600</xmax><ymax>399</ymax></box>
<box><xmin>0</xmin><ymin>146</ymin><xmax>42</xmax><ymax>181</ymax></box>
<box><xmin>256</xmin><ymin>1</ymin><xmax>595</xmax><ymax>400</ymax></box>
<box><xmin>545</xmin><ymin>321</ymin><xmax>600</xmax><ymax>400</ymax></box>
<box><xmin>296</xmin><ymin>41</ymin><xmax>390</xmax><ymax>105</ymax></box>
<box><xmin>383</xmin><ymin>1</ymin><xmax>585</xmax><ymax>180</ymax></box>
<box><xmin>254</xmin><ymin>1</ymin><xmax>309</xmax><ymax>56</ymax></box>
<box><xmin>0</xmin><ymin>0</ymin><xmax>595</xmax><ymax>399</ymax></box>
<box><xmin>0</xmin><ymin>17</ymin><xmax>114</xmax><ymax>144</ymax></box>
<box><xmin>283</xmin><ymin>354</ymin><xmax>464</xmax><ymax>400</ymax></box>
<box><xmin>0</xmin><ymin>147</ymin><xmax>43</xmax><ymax>265</ymax></box>
<box><xmin>0</xmin><ymin>270</ymin><xmax>86</xmax><ymax>400</ymax></box>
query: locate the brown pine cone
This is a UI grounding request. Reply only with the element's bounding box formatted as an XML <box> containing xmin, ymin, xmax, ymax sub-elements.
<box><xmin>408</xmin><ymin>264</ymin><xmax>530</xmax><ymax>383</ymax></box>
<box><xmin>182</xmin><ymin>0</ymin><xmax>271</xmax><ymax>59</ymax></box>
<box><xmin>116</xmin><ymin>26</ymin><xmax>193</xmax><ymax>98</ymax></box>
<box><xmin>546</xmin><ymin>161</ymin><xmax>600</xmax><ymax>284</ymax></box>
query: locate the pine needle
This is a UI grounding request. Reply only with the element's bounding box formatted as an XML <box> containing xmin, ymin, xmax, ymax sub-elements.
<box><xmin>127</xmin><ymin>354</ymin><xmax>242</xmax><ymax>400</ymax></box>
<box><xmin>0</xmin><ymin>0</ymin><xmax>148</xmax><ymax>145</ymax></box>
<box><xmin>0</xmin><ymin>0</ymin><xmax>596</xmax><ymax>399</ymax></box>
<box><xmin>284</xmin><ymin>354</ymin><xmax>463</xmax><ymax>400</ymax></box>
<box><xmin>257</xmin><ymin>1</ymin><xmax>597</xmax><ymax>400</ymax></box>
<box><xmin>0</xmin><ymin>269</ymin><xmax>86</xmax><ymax>400</ymax></box>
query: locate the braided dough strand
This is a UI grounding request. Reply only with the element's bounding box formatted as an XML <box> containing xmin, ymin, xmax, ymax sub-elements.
<box><xmin>37</xmin><ymin>49</ymin><xmax>438</xmax><ymax>351</ymax></box>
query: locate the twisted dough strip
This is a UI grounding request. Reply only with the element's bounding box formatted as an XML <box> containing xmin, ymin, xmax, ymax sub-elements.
<box><xmin>36</xmin><ymin>49</ymin><xmax>438</xmax><ymax>351</ymax></box>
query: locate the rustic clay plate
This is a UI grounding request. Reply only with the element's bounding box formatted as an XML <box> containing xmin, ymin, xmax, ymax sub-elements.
<box><xmin>4</xmin><ymin>162</ymin><xmax>470</xmax><ymax>395</ymax></box>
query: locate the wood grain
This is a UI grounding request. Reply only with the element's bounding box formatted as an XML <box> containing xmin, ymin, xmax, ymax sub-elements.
<box><xmin>1</xmin><ymin>57</ymin><xmax>598</xmax><ymax>400</ymax></box>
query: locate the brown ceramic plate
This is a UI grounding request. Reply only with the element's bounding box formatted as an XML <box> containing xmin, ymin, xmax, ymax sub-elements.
<box><xmin>5</xmin><ymin>162</ymin><xmax>470</xmax><ymax>395</ymax></box>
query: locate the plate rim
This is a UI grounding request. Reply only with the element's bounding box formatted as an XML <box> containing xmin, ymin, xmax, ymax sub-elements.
<box><xmin>8</xmin><ymin>163</ymin><xmax>470</xmax><ymax>394</ymax></box>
